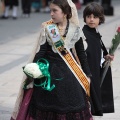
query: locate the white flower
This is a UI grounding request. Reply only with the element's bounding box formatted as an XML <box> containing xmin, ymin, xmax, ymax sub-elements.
<box><xmin>23</xmin><ymin>63</ymin><xmax>43</xmax><ymax>78</ymax></box>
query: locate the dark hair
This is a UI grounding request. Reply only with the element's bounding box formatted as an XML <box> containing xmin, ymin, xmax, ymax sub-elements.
<box><xmin>50</xmin><ymin>0</ymin><xmax>72</xmax><ymax>19</ymax></box>
<box><xmin>83</xmin><ymin>2</ymin><xmax>105</xmax><ymax>25</ymax></box>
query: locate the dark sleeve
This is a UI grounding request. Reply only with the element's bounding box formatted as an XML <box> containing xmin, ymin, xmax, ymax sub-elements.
<box><xmin>75</xmin><ymin>38</ymin><xmax>92</xmax><ymax>77</ymax></box>
<box><xmin>99</xmin><ymin>33</ymin><xmax>108</xmax><ymax>56</ymax></box>
<box><xmin>33</xmin><ymin>41</ymin><xmax>47</xmax><ymax>62</ymax></box>
<box><xmin>100</xmin><ymin>39</ymin><xmax>108</xmax><ymax>56</ymax></box>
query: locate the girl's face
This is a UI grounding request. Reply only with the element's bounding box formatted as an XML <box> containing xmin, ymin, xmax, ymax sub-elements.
<box><xmin>50</xmin><ymin>3</ymin><xmax>66</xmax><ymax>24</ymax></box>
<box><xmin>85</xmin><ymin>14</ymin><xmax>100</xmax><ymax>28</ymax></box>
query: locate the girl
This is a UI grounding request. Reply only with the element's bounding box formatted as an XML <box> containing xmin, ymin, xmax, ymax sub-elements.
<box><xmin>10</xmin><ymin>0</ymin><xmax>93</xmax><ymax>120</ymax></box>
<box><xmin>82</xmin><ymin>2</ymin><xmax>114</xmax><ymax>116</ymax></box>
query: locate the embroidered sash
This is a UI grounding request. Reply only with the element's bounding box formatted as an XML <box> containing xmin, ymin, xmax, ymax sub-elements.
<box><xmin>45</xmin><ymin>23</ymin><xmax>90</xmax><ymax>96</ymax></box>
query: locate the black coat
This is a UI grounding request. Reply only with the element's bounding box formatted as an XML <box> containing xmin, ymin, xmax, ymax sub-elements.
<box><xmin>83</xmin><ymin>25</ymin><xmax>114</xmax><ymax>116</ymax></box>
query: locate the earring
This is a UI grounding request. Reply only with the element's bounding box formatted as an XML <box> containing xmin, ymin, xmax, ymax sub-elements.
<box><xmin>64</xmin><ymin>15</ymin><xmax>67</xmax><ymax>21</ymax></box>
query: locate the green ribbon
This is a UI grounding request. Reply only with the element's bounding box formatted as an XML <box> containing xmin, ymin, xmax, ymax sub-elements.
<box><xmin>34</xmin><ymin>58</ymin><xmax>55</xmax><ymax>91</ymax></box>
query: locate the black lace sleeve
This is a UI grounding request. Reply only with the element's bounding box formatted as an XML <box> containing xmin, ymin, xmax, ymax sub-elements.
<box><xmin>33</xmin><ymin>41</ymin><xmax>47</xmax><ymax>62</ymax></box>
<box><xmin>75</xmin><ymin>38</ymin><xmax>92</xmax><ymax>77</ymax></box>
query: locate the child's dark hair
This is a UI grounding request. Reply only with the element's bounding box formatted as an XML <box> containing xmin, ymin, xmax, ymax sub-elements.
<box><xmin>83</xmin><ymin>2</ymin><xmax>105</xmax><ymax>25</ymax></box>
<box><xmin>50</xmin><ymin>0</ymin><xmax>72</xmax><ymax>19</ymax></box>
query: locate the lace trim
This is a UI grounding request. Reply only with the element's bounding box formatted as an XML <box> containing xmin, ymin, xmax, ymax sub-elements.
<box><xmin>64</xmin><ymin>23</ymin><xmax>87</xmax><ymax>50</ymax></box>
<box><xmin>39</xmin><ymin>27</ymin><xmax>46</xmax><ymax>45</ymax></box>
<box><xmin>41</xmin><ymin>22</ymin><xmax>87</xmax><ymax>53</ymax></box>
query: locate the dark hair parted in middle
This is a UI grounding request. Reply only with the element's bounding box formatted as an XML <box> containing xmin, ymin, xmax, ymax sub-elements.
<box><xmin>83</xmin><ymin>2</ymin><xmax>105</xmax><ymax>25</ymax></box>
<box><xmin>50</xmin><ymin>0</ymin><xmax>72</xmax><ymax>19</ymax></box>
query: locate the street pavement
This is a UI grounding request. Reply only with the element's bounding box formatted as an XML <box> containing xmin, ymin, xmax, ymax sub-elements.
<box><xmin>0</xmin><ymin>1</ymin><xmax>120</xmax><ymax>120</ymax></box>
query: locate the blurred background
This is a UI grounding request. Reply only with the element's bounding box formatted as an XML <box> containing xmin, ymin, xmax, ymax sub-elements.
<box><xmin>0</xmin><ymin>0</ymin><xmax>120</xmax><ymax>120</ymax></box>
<box><xmin>0</xmin><ymin>0</ymin><xmax>117</xmax><ymax>44</ymax></box>
<box><xmin>0</xmin><ymin>0</ymin><xmax>115</xmax><ymax>19</ymax></box>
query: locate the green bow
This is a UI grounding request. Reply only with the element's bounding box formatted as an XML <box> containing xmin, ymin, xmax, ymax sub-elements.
<box><xmin>34</xmin><ymin>58</ymin><xmax>55</xmax><ymax>91</ymax></box>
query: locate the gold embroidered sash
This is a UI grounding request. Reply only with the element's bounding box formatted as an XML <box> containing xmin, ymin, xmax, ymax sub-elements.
<box><xmin>45</xmin><ymin>23</ymin><xmax>90</xmax><ymax>96</ymax></box>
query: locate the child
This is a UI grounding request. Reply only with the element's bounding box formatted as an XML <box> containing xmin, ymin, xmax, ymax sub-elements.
<box><xmin>82</xmin><ymin>2</ymin><xmax>114</xmax><ymax>116</ymax></box>
<box><xmin>10</xmin><ymin>0</ymin><xmax>93</xmax><ymax>119</ymax></box>
<box><xmin>1</xmin><ymin>0</ymin><xmax>18</xmax><ymax>19</ymax></box>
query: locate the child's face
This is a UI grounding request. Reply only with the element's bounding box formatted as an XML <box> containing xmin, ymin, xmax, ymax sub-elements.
<box><xmin>50</xmin><ymin>3</ymin><xmax>66</xmax><ymax>24</ymax></box>
<box><xmin>85</xmin><ymin>14</ymin><xmax>100</xmax><ymax>28</ymax></box>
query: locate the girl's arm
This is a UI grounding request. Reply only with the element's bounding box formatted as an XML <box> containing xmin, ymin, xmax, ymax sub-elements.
<box><xmin>33</xmin><ymin>41</ymin><xmax>47</xmax><ymax>62</ymax></box>
<box><xmin>75</xmin><ymin>38</ymin><xmax>92</xmax><ymax>77</ymax></box>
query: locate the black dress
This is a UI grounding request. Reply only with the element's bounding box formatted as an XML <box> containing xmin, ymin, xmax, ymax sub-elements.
<box><xmin>83</xmin><ymin>25</ymin><xmax>114</xmax><ymax>116</ymax></box>
<box><xmin>28</xmin><ymin>38</ymin><xmax>93</xmax><ymax>119</ymax></box>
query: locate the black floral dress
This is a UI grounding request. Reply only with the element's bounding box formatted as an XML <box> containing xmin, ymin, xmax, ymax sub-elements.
<box><xmin>28</xmin><ymin>37</ymin><xmax>93</xmax><ymax>120</ymax></box>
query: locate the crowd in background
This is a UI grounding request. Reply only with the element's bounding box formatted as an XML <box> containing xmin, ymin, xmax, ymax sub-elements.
<box><xmin>0</xmin><ymin>0</ymin><xmax>99</xmax><ymax>20</ymax></box>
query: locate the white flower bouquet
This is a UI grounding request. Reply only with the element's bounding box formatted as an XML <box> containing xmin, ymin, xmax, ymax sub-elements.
<box><xmin>23</xmin><ymin>63</ymin><xmax>44</xmax><ymax>79</ymax></box>
<box><xmin>23</xmin><ymin>58</ymin><xmax>55</xmax><ymax>91</ymax></box>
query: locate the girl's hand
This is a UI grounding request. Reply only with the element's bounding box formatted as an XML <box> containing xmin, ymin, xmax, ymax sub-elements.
<box><xmin>104</xmin><ymin>54</ymin><xmax>114</xmax><ymax>61</ymax></box>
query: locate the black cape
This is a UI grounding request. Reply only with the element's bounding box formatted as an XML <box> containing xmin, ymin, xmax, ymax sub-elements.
<box><xmin>82</xmin><ymin>25</ymin><xmax>114</xmax><ymax>116</ymax></box>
